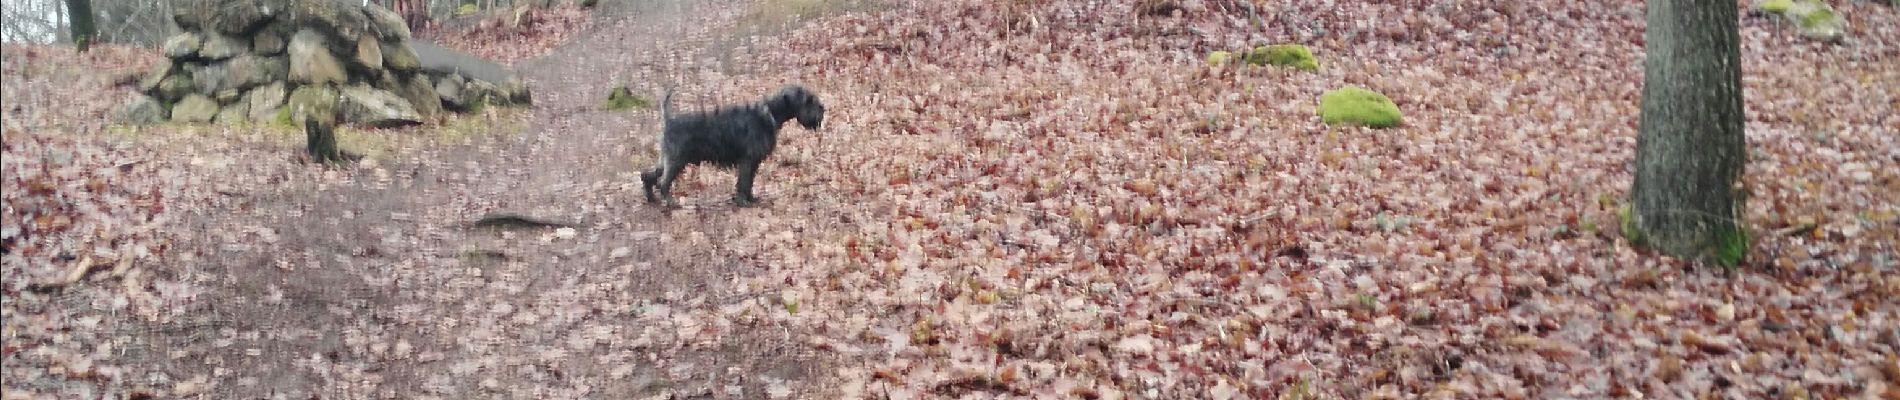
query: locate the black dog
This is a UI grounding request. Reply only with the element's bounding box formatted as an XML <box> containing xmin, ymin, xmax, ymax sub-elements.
<box><xmin>641</xmin><ymin>85</ymin><xmax>825</xmax><ymax>208</ymax></box>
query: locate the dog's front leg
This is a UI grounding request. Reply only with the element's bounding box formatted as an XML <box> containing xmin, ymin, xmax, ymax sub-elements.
<box><xmin>732</xmin><ymin>160</ymin><xmax>763</xmax><ymax>207</ymax></box>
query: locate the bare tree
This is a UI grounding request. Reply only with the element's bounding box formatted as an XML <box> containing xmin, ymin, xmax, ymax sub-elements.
<box><xmin>1629</xmin><ymin>0</ymin><xmax>1749</xmax><ymax>267</ymax></box>
<box><xmin>65</xmin><ymin>0</ymin><xmax>95</xmax><ymax>51</ymax></box>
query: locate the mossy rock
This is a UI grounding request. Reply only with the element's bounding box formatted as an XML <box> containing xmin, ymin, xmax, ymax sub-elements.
<box><xmin>1756</xmin><ymin>0</ymin><xmax>1794</xmax><ymax>14</ymax></box>
<box><xmin>1246</xmin><ymin>44</ymin><xmax>1318</xmax><ymax>72</ymax></box>
<box><xmin>602</xmin><ymin>86</ymin><xmax>650</xmax><ymax>111</ymax></box>
<box><xmin>1317</xmin><ymin>86</ymin><xmax>1402</xmax><ymax>128</ymax></box>
<box><xmin>1206</xmin><ymin>50</ymin><xmax>1232</xmax><ymax>66</ymax></box>
<box><xmin>1778</xmin><ymin>0</ymin><xmax>1845</xmax><ymax>41</ymax></box>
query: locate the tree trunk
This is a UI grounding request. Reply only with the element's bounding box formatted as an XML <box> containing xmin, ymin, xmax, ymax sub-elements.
<box><xmin>65</xmin><ymin>0</ymin><xmax>96</xmax><ymax>51</ymax></box>
<box><xmin>305</xmin><ymin>118</ymin><xmax>344</xmax><ymax>163</ymax></box>
<box><xmin>1631</xmin><ymin>0</ymin><xmax>1749</xmax><ymax>266</ymax></box>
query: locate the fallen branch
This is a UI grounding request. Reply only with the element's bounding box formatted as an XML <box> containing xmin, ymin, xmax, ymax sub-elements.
<box><xmin>470</xmin><ymin>212</ymin><xmax>575</xmax><ymax>229</ymax></box>
<box><xmin>24</xmin><ymin>256</ymin><xmax>103</xmax><ymax>293</ymax></box>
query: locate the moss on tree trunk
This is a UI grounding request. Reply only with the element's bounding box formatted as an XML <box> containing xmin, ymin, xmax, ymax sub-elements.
<box><xmin>1631</xmin><ymin>0</ymin><xmax>1750</xmax><ymax>267</ymax></box>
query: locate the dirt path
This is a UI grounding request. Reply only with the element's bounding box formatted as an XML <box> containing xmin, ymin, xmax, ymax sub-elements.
<box><xmin>126</xmin><ymin>2</ymin><xmax>838</xmax><ymax>398</ymax></box>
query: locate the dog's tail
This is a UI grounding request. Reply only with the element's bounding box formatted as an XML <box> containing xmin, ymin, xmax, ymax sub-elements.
<box><xmin>660</xmin><ymin>86</ymin><xmax>676</xmax><ymax>122</ymax></box>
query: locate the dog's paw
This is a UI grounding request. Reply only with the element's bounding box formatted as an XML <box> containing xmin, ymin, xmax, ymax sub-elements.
<box><xmin>731</xmin><ymin>196</ymin><xmax>760</xmax><ymax>207</ymax></box>
<box><xmin>660</xmin><ymin>198</ymin><xmax>681</xmax><ymax>209</ymax></box>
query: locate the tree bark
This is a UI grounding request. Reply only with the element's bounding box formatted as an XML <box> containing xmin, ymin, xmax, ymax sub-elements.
<box><xmin>1631</xmin><ymin>0</ymin><xmax>1749</xmax><ymax>266</ymax></box>
<box><xmin>305</xmin><ymin>118</ymin><xmax>344</xmax><ymax>163</ymax></box>
<box><xmin>65</xmin><ymin>0</ymin><xmax>96</xmax><ymax>51</ymax></box>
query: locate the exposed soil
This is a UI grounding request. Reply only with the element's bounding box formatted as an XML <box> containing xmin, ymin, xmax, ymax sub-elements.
<box><xmin>79</xmin><ymin>1</ymin><xmax>845</xmax><ymax>398</ymax></box>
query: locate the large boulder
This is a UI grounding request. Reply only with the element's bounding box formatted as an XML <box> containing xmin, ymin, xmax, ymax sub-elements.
<box><xmin>138</xmin><ymin>59</ymin><xmax>173</xmax><ymax>93</ymax></box>
<box><xmin>155</xmin><ymin>74</ymin><xmax>197</xmax><ymax>101</ymax></box>
<box><xmin>223</xmin><ymin>55</ymin><xmax>289</xmax><ymax>91</ymax></box>
<box><xmin>199</xmin><ymin>33</ymin><xmax>250</xmax><ymax>60</ymax></box>
<box><xmin>171</xmin><ymin>0</ymin><xmax>285</xmax><ymax>35</ymax></box>
<box><xmin>162</xmin><ymin>33</ymin><xmax>203</xmax><ymax>59</ymax></box>
<box><xmin>254</xmin><ymin>30</ymin><xmax>287</xmax><ymax>55</ymax></box>
<box><xmin>339</xmin><ymin>85</ymin><xmax>422</xmax><ymax>127</ymax></box>
<box><xmin>382</xmin><ymin>41</ymin><xmax>420</xmax><ymax>72</ymax></box>
<box><xmin>287</xmin><ymin>84</ymin><xmax>339</xmax><ymax>126</ymax></box>
<box><xmin>434</xmin><ymin>73</ymin><xmax>466</xmax><ymax>107</ymax></box>
<box><xmin>354</xmin><ymin>36</ymin><xmax>383</xmax><ymax>71</ymax></box>
<box><xmin>246</xmin><ymin>82</ymin><xmax>289</xmax><ymax>122</ymax></box>
<box><xmin>1318</xmin><ymin>86</ymin><xmax>1402</xmax><ymax>128</ymax></box>
<box><xmin>1755</xmin><ymin>0</ymin><xmax>1845</xmax><ymax>41</ymax></box>
<box><xmin>362</xmin><ymin>5</ymin><xmax>411</xmax><ymax>42</ymax></box>
<box><xmin>462</xmin><ymin>80</ymin><xmax>500</xmax><ymax>109</ymax></box>
<box><xmin>184</xmin><ymin>62</ymin><xmax>227</xmax><ymax>95</ymax></box>
<box><xmin>171</xmin><ymin>94</ymin><xmax>220</xmax><ymax>123</ymax></box>
<box><xmin>1788</xmin><ymin>0</ymin><xmax>1844</xmax><ymax>41</ymax></box>
<box><xmin>283</xmin><ymin>0</ymin><xmax>374</xmax><ymax>44</ymax></box>
<box><xmin>289</xmin><ymin>30</ymin><xmax>348</xmax><ymax>85</ymax></box>
<box><xmin>115</xmin><ymin>94</ymin><xmax>167</xmax><ymax>124</ymax></box>
<box><xmin>397</xmin><ymin>74</ymin><xmax>442</xmax><ymax>118</ymax></box>
<box><xmin>410</xmin><ymin>40</ymin><xmax>513</xmax><ymax>83</ymax></box>
<box><xmin>215</xmin><ymin>100</ymin><xmax>252</xmax><ymax>125</ymax></box>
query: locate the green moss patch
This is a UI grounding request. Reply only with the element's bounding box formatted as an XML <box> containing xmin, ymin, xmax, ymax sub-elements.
<box><xmin>1246</xmin><ymin>44</ymin><xmax>1318</xmax><ymax>72</ymax></box>
<box><xmin>602</xmin><ymin>86</ymin><xmax>649</xmax><ymax>111</ymax></box>
<box><xmin>1317</xmin><ymin>86</ymin><xmax>1402</xmax><ymax>128</ymax></box>
<box><xmin>1206</xmin><ymin>50</ymin><xmax>1232</xmax><ymax>66</ymax></box>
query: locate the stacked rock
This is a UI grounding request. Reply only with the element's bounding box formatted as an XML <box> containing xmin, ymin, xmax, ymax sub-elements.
<box><xmin>118</xmin><ymin>0</ymin><xmax>530</xmax><ymax>127</ymax></box>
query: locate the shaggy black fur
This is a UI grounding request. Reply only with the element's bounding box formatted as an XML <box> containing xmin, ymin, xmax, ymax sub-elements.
<box><xmin>641</xmin><ymin>85</ymin><xmax>825</xmax><ymax>208</ymax></box>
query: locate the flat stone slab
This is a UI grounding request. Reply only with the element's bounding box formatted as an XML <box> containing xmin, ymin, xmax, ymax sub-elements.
<box><xmin>408</xmin><ymin>40</ymin><xmax>516</xmax><ymax>83</ymax></box>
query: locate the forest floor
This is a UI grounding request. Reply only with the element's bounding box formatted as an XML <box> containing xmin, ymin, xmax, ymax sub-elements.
<box><xmin>4</xmin><ymin>0</ymin><xmax>1898</xmax><ymax>399</ymax></box>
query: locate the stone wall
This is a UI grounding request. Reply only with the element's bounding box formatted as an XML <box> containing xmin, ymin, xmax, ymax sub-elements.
<box><xmin>117</xmin><ymin>0</ymin><xmax>530</xmax><ymax>127</ymax></box>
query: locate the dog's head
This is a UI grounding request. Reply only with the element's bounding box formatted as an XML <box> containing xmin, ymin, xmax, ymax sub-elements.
<box><xmin>768</xmin><ymin>85</ymin><xmax>825</xmax><ymax>130</ymax></box>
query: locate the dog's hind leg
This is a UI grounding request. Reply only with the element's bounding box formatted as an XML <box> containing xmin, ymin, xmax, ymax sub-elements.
<box><xmin>653</xmin><ymin>158</ymin><xmax>688</xmax><ymax>208</ymax></box>
<box><xmin>732</xmin><ymin>160</ymin><xmax>763</xmax><ymax>207</ymax></box>
<box><xmin>641</xmin><ymin>166</ymin><xmax>662</xmax><ymax>203</ymax></box>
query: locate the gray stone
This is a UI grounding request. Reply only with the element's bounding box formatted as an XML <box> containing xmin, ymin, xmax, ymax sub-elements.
<box><xmin>382</xmin><ymin>41</ymin><xmax>420</xmax><ymax>72</ymax></box>
<box><xmin>374</xmin><ymin>70</ymin><xmax>401</xmax><ymax>93</ymax></box>
<box><xmin>289</xmin><ymin>30</ymin><xmax>348</xmax><ymax>85</ymax></box>
<box><xmin>410</xmin><ymin>40</ymin><xmax>513</xmax><ymax>83</ymax></box>
<box><xmin>463</xmin><ymin>80</ymin><xmax>500</xmax><ymax>108</ymax></box>
<box><xmin>115</xmin><ymin>94</ymin><xmax>166</xmax><ymax>124</ymax></box>
<box><xmin>216</xmin><ymin>88</ymin><xmax>243</xmax><ymax>103</ymax></box>
<box><xmin>355</xmin><ymin>36</ymin><xmax>384</xmax><ymax>71</ymax></box>
<box><xmin>434</xmin><ymin>73</ymin><xmax>465</xmax><ymax>106</ymax></box>
<box><xmin>1785</xmin><ymin>0</ymin><xmax>1845</xmax><ymax>41</ymax></box>
<box><xmin>224</xmin><ymin>55</ymin><xmax>288</xmax><ymax>91</ymax></box>
<box><xmin>254</xmin><ymin>31</ymin><xmax>287</xmax><ymax>55</ymax></box>
<box><xmin>155</xmin><ymin>73</ymin><xmax>196</xmax><ymax>101</ymax></box>
<box><xmin>185</xmin><ymin>62</ymin><xmax>227</xmax><ymax>95</ymax></box>
<box><xmin>397</xmin><ymin>74</ymin><xmax>442</xmax><ymax>118</ymax></box>
<box><xmin>138</xmin><ymin>59</ymin><xmax>173</xmax><ymax>93</ymax></box>
<box><xmin>163</xmin><ymin>32</ymin><xmax>203</xmax><ymax>59</ymax></box>
<box><xmin>171</xmin><ymin>0</ymin><xmax>285</xmax><ymax>34</ymax></box>
<box><xmin>247</xmin><ymin>82</ymin><xmax>289</xmax><ymax>121</ymax></box>
<box><xmin>215</xmin><ymin>100</ymin><xmax>252</xmax><ymax>125</ymax></box>
<box><xmin>363</xmin><ymin>4</ymin><xmax>411</xmax><ymax>41</ymax></box>
<box><xmin>283</xmin><ymin>0</ymin><xmax>371</xmax><ymax>44</ymax></box>
<box><xmin>498</xmin><ymin>79</ymin><xmax>532</xmax><ymax>105</ymax></box>
<box><xmin>288</xmin><ymin>84</ymin><xmax>339</xmax><ymax>126</ymax></box>
<box><xmin>199</xmin><ymin>33</ymin><xmax>250</xmax><ymax>60</ymax></box>
<box><xmin>339</xmin><ymin>85</ymin><xmax>422</xmax><ymax>127</ymax></box>
<box><xmin>171</xmin><ymin>94</ymin><xmax>220</xmax><ymax>123</ymax></box>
